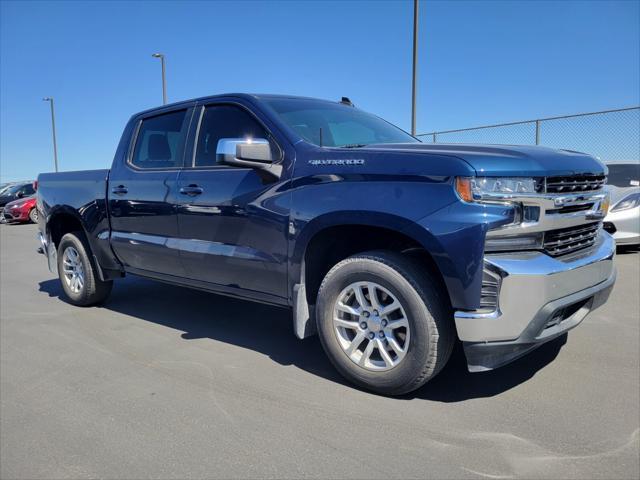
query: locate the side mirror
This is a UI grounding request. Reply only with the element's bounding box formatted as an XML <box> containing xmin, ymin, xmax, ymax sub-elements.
<box><xmin>16</xmin><ymin>192</ymin><xmax>24</xmax><ymax>198</ymax></box>
<box><xmin>217</xmin><ymin>138</ymin><xmax>281</xmax><ymax>178</ymax></box>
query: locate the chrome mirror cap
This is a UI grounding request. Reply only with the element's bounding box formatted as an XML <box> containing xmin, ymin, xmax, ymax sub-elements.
<box><xmin>216</xmin><ymin>138</ymin><xmax>281</xmax><ymax>179</ymax></box>
<box><xmin>216</xmin><ymin>138</ymin><xmax>272</xmax><ymax>164</ymax></box>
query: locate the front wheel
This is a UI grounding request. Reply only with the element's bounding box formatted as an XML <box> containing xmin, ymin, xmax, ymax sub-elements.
<box><xmin>316</xmin><ymin>250</ymin><xmax>454</xmax><ymax>395</ymax></box>
<box><xmin>57</xmin><ymin>231</ymin><xmax>113</xmax><ymax>306</ymax></box>
<box><xmin>28</xmin><ymin>207</ymin><xmax>38</xmax><ymax>224</ymax></box>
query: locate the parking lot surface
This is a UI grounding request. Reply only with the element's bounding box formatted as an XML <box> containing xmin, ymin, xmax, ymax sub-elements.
<box><xmin>1</xmin><ymin>223</ymin><xmax>638</xmax><ymax>479</ymax></box>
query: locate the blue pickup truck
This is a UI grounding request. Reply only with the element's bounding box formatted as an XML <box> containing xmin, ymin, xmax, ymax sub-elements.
<box><xmin>37</xmin><ymin>94</ymin><xmax>616</xmax><ymax>395</ymax></box>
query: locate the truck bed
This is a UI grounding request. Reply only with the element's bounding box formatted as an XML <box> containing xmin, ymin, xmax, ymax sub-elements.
<box><xmin>37</xmin><ymin>169</ymin><xmax>118</xmax><ymax>274</ymax></box>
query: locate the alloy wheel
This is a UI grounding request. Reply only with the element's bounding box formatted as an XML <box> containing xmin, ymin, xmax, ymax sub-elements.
<box><xmin>62</xmin><ymin>246</ymin><xmax>85</xmax><ymax>294</ymax></box>
<box><xmin>333</xmin><ymin>281</ymin><xmax>410</xmax><ymax>371</ymax></box>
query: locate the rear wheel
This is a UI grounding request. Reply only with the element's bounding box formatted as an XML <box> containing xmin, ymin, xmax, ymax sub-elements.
<box><xmin>316</xmin><ymin>250</ymin><xmax>454</xmax><ymax>395</ymax></box>
<box><xmin>57</xmin><ymin>231</ymin><xmax>112</xmax><ymax>306</ymax></box>
<box><xmin>28</xmin><ymin>207</ymin><xmax>38</xmax><ymax>224</ymax></box>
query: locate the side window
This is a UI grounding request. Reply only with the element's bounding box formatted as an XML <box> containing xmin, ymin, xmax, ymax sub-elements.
<box><xmin>21</xmin><ymin>184</ymin><xmax>35</xmax><ymax>196</ymax></box>
<box><xmin>194</xmin><ymin>105</ymin><xmax>273</xmax><ymax>167</ymax></box>
<box><xmin>131</xmin><ymin>110</ymin><xmax>188</xmax><ymax>169</ymax></box>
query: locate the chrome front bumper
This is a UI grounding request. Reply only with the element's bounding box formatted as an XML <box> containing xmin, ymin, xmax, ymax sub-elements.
<box><xmin>455</xmin><ymin>232</ymin><xmax>616</xmax><ymax>371</ymax></box>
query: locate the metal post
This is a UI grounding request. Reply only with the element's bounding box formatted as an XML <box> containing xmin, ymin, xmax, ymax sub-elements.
<box><xmin>535</xmin><ymin>119</ymin><xmax>540</xmax><ymax>145</ymax></box>
<box><xmin>152</xmin><ymin>53</ymin><xmax>167</xmax><ymax>105</ymax></box>
<box><xmin>432</xmin><ymin>132</ymin><xmax>436</xmax><ymax>143</ymax></box>
<box><xmin>42</xmin><ymin>97</ymin><xmax>59</xmax><ymax>172</ymax></box>
<box><xmin>411</xmin><ymin>0</ymin><xmax>419</xmax><ymax>136</ymax></box>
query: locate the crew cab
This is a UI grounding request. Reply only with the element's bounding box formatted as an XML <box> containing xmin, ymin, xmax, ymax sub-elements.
<box><xmin>36</xmin><ymin>94</ymin><xmax>616</xmax><ymax>395</ymax></box>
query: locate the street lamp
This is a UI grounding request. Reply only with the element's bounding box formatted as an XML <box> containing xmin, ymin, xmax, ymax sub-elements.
<box><xmin>151</xmin><ymin>53</ymin><xmax>167</xmax><ymax>105</ymax></box>
<box><xmin>411</xmin><ymin>0</ymin><xmax>419</xmax><ymax>137</ymax></box>
<box><xmin>42</xmin><ymin>97</ymin><xmax>59</xmax><ymax>172</ymax></box>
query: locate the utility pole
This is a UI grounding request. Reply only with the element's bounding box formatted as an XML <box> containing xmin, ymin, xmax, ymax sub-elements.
<box><xmin>42</xmin><ymin>97</ymin><xmax>59</xmax><ymax>172</ymax></box>
<box><xmin>411</xmin><ymin>0</ymin><xmax>419</xmax><ymax>136</ymax></box>
<box><xmin>152</xmin><ymin>53</ymin><xmax>167</xmax><ymax>104</ymax></box>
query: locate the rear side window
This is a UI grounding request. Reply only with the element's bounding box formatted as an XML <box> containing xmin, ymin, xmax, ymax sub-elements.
<box><xmin>20</xmin><ymin>184</ymin><xmax>35</xmax><ymax>196</ymax></box>
<box><xmin>131</xmin><ymin>110</ymin><xmax>189</xmax><ymax>169</ymax></box>
<box><xmin>194</xmin><ymin>105</ymin><xmax>274</xmax><ymax>167</ymax></box>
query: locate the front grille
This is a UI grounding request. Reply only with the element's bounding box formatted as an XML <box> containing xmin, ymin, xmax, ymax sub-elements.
<box><xmin>546</xmin><ymin>203</ymin><xmax>594</xmax><ymax>215</ymax></box>
<box><xmin>545</xmin><ymin>174</ymin><xmax>606</xmax><ymax>193</ymax></box>
<box><xmin>543</xmin><ymin>222</ymin><xmax>601</xmax><ymax>256</ymax></box>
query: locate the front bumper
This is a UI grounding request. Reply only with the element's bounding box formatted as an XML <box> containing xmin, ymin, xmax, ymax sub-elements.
<box><xmin>1</xmin><ymin>208</ymin><xmax>28</xmax><ymax>222</ymax></box>
<box><xmin>455</xmin><ymin>232</ymin><xmax>616</xmax><ymax>372</ymax></box>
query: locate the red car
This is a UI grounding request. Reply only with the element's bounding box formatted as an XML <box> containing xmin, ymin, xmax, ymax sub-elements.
<box><xmin>0</xmin><ymin>196</ymin><xmax>38</xmax><ymax>224</ymax></box>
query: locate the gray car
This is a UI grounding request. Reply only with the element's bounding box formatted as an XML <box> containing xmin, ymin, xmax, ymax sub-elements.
<box><xmin>603</xmin><ymin>161</ymin><xmax>640</xmax><ymax>245</ymax></box>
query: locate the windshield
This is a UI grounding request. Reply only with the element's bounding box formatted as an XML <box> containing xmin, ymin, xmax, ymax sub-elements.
<box><xmin>262</xmin><ymin>98</ymin><xmax>419</xmax><ymax>148</ymax></box>
<box><xmin>2</xmin><ymin>184</ymin><xmax>22</xmax><ymax>195</ymax></box>
<box><xmin>607</xmin><ymin>163</ymin><xmax>640</xmax><ymax>187</ymax></box>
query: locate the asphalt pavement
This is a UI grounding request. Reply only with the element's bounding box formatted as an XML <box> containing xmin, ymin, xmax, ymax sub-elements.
<box><xmin>1</xmin><ymin>223</ymin><xmax>638</xmax><ymax>479</ymax></box>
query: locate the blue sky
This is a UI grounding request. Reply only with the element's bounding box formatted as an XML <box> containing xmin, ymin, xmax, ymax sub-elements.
<box><xmin>1</xmin><ymin>0</ymin><xmax>639</xmax><ymax>182</ymax></box>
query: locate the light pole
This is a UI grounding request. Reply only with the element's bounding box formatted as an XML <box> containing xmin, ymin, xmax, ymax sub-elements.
<box><xmin>152</xmin><ymin>53</ymin><xmax>167</xmax><ymax>105</ymax></box>
<box><xmin>411</xmin><ymin>0</ymin><xmax>419</xmax><ymax>136</ymax></box>
<box><xmin>42</xmin><ymin>97</ymin><xmax>59</xmax><ymax>172</ymax></box>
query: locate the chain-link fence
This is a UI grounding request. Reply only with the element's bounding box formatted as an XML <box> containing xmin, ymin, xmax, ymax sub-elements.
<box><xmin>419</xmin><ymin>107</ymin><xmax>640</xmax><ymax>162</ymax></box>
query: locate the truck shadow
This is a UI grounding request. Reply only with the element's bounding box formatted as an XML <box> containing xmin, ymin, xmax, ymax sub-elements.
<box><xmin>39</xmin><ymin>276</ymin><xmax>567</xmax><ymax>403</ymax></box>
<box><xmin>407</xmin><ymin>334</ymin><xmax>566</xmax><ymax>402</ymax></box>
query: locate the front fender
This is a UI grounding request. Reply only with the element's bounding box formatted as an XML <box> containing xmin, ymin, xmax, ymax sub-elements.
<box><xmin>289</xmin><ymin>200</ymin><xmax>515</xmax><ymax>312</ymax></box>
<box><xmin>403</xmin><ymin>201</ymin><xmax>515</xmax><ymax>310</ymax></box>
<box><xmin>290</xmin><ymin>209</ymin><xmax>419</xmax><ymax>277</ymax></box>
<box><xmin>288</xmin><ymin>178</ymin><xmax>458</xmax><ymax>296</ymax></box>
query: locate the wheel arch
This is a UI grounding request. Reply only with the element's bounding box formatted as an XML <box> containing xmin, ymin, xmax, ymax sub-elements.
<box><xmin>290</xmin><ymin>212</ymin><xmax>452</xmax><ymax>339</ymax></box>
<box><xmin>46</xmin><ymin>207</ymin><xmax>89</xmax><ymax>249</ymax></box>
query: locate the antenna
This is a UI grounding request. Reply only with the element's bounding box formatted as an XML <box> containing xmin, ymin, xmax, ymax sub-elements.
<box><xmin>340</xmin><ymin>97</ymin><xmax>354</xmax><ymax>107</ymax></box>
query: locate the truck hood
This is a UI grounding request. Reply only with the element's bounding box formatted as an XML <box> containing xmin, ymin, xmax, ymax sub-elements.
<box><xmin>363</xmin><ymin>143</ymin><xmax>606</xmax><ymax>177</ymax></box>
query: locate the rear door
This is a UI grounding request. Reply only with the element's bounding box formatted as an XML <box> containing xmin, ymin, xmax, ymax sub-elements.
<box><xmin>109</xmin><ymin>106</ymin><xmax>194</xmax><ymax>276</ymax></box>
<box><xmin>175</xmin><ymin>101</ymin><xmax>290</xmax><ymax>301</ymax></box>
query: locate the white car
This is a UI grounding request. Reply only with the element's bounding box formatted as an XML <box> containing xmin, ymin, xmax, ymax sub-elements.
<box><xmin>604</xmin><ymin>161</ymin><xmax>640</xmax><ymax>246</ymax></box>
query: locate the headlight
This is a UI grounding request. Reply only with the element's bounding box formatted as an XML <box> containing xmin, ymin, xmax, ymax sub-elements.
<box><xmin>10</xmin><ymin>202</ymin><xmax>24</xmax><ymax>209</ymax></box>
<box><xmin>455</xmin><ymin>177</ymin><xmax>542</xmax><ymax>252</ymax></box>
<box><xmin>611</xmin><ymin>193</ymin><xmax>640</xmax><ymax>212</ymax></box>
<box><xmin>455</xmin><ymin>177</ymin><xmax>538</xmax><ymax>202</ymax></box>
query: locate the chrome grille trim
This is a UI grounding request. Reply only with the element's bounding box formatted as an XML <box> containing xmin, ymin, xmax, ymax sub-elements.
<box><xmin>543</xmin><ymin>222</ymin><xmax>601</xmax><ymax>257</ymax></box>
<box><xmin>545</xmin><ymin>174</ymin><xmax>606</xmax><ymax>193</ymax></box>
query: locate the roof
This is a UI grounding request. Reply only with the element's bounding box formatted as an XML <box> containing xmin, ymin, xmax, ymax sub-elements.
<box><xmin>132</xmin><ymin>93</ymin><xmax>342</xmax><ymax>117</ymax></box>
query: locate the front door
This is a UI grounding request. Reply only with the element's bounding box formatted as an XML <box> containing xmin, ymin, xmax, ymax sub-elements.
<box><xmin>109</xmin><ymin>107</ymin><xmax>193</xmax><ymax>277</ymax></box>
<box><xmin>175</xmin><ymin>103</ymin><xmax>290</xmax><ymax>301</ymax></box>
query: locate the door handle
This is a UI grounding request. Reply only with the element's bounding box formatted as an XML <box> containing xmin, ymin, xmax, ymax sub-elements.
<box><xmin>180</xmin><ymin>185</ymin><xmax>204</xmax><ymax>196</ymax></box>
<box><xmin>111</xmin><ymin>185</ymin><xmax>128</xmax><ymax>195</ymax></box>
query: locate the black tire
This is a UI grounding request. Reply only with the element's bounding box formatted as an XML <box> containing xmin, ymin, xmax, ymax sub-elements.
<box><xmin>57</xmin><ymin>231</ymin><xmax>113</xmax><ymax>306</ymax></box>
<box><xmin>28</xmin><ymin>207</ymin><xmax>38</xmax><ymax>224</ymax></box>
<box><xmin>316</xmin><ymin>250</ymin><xmax>455</xmax><ymax>395</ymax></box>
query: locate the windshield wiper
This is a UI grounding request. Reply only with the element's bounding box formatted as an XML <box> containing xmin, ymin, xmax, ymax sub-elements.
<box><xmin>341</xmin><ymin>143</ymin><xmax>368</xmax><ymax>148</ymax></box>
